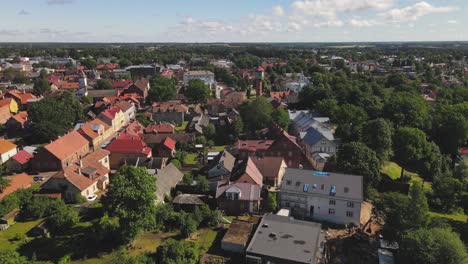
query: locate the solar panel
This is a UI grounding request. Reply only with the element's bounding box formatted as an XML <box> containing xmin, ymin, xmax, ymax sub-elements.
<box><xmin>313</xmin><ymin>171</ymin><xmax>329</xmax><ymax>176</ymax></box>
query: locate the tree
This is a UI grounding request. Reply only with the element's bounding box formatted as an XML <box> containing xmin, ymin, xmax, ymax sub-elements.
<box><xmin>156</xmin><ymin>239</ymin><xmax>200</xmax><ymax>264</ymax></box>
<box><xmin>102</xmin><ymin>166</ymin><xmax>157</xmax><ymax>243</ymax></box>
<box><xmin>336</xmin><ymin>142</ymin><xmax>381</xmax><ymax>189</ymax></box>
<box><xmin>399</xmin><ymin>228</ymin><xmax>467</xmax><ymax>264</ymax></box>
<box><xmin>233</xmin><ymin>117</ymin><xmax>244</xmax><ymax>138</ymax></box>
<box><xmin>147</xmin><ymin>76</ymin><xmax>177</xmax><ymax>103</ymax></box>
<box><xmin>383</xmin><ymin>92</ymin><xmax>430</xmax><ymax>129</ymax></box>
<box><xmin>393</xmin><ymin>127</ymin><xmax>430</xmax><ymax>177</ymax></box>
<box><xmin>28</xmin><ymin>91</ymin><xmax>83</xmax><ymax>143</ymax></box>
<box><xmin>432</xmin><ymin>175</ymin><xmax>464</xmax><ymax>213</ymax></box>
<box><xmin>0</xmin><ymin>177</ymin><xmax>10</xmax><ymax>194</ymax></box>
<box><xmin>203</xmin><ymin>124</ymin><xmax>216</xmax><ymax>141</ymax></box>
<box><xmin>271</xmin><ymin>108</ymin><xmax>291</xmax><ymax>131</ymax></box>
<box><xmin>335</xmin><ymin>104</ymin><xmax>368</xmax><ymax>142</ymax></box>
<box><xmin>431</xmin><ymin>103</ymin><xmax>468</xmax><ymax>157</ymax></box>
<box><xmin>0</xmin><ymin>250</ymin><xmax>31</xmax><ymax>264</ymax></box>
<box><xmin>196</xmin><ymin>176</ymin><xmax>210</xmax><ymax>193</ymax></box>
<box><xmin>48</xmin><ymin>202</ymin><xmax>79</xmax><ymax>232</ymax></box>
<box><xmin>240</xmin><ymin>97</ymin><xmax>273</xmax><ymax>135</ymax></box>
<box><xmin>33</xmin><ymin>78</ymin><xmax>51</xmax><ymax>95</ymax></box>
<box><xmin>80</xmin><ymin>57</ymin><xmax>97</xmax><ymax>69</ymax></box>
<box><xmin>186</xmin><ymin>79</ymin><xmax>210</xmax><ymax>103</ymax></box>
<box><xmin>362</xmin><ymin>118</ymin><xmax>393</xmax><ymax>161</ymax></box>
<box><xmin>180</xmin><ymin>214</ymin><xmax>197</xmax><ymax>238</ymax></box>
<box><xmin>96</xmin><ymin>79</ymin><xmax>113</xmax><ymax>90</ymax></box>
<box><xmin>266</xmin><ymin>192</ymin><xmax>278</xmax><ymax>212</ymax></box>
<box><xmin>119</xmin><ymin>58</ymin><xmax>132</xmax><ymax>68</ymax></box>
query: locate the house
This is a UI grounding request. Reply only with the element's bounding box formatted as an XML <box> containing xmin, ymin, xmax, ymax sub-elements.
<box><xmin>208</xmin><ymin>150</ymin><xmax>236</xmax><ymax>179</ymax></box>
<box><xmin>245</xmin><ymin>214</ymin><xmax>325</xmax><ymax>264</ymax></box>
<box><xmin>122</xmin><ymin>156</ymin><xmax>167</xmax><ymax>173</ymax></box>
<box><xmin>0</xmin><ymin>173</ymin><xmax>33</xmax><ymax>200</ymax></box>
<box><xmin>32</xmin><ymin>131</ymin><xmax>90</xmax><ymax>171</ymax></box>
<box><xmin>221</xmin><ymin>220</ymin><xmax>255</xmax><ymax>253</ymax></box>
<box><xmin>98</xmin><ymin>106</ymin><xmax>126</xmax><ymax>132</ymax></box>
<box><xmin>0</xmin><ymin>139</ymin><xmax>18</xmax><ymax>165</ymax></box>
<box><xmin>4</xmin><ymin>90</ymin><xmax>37</xmax><ymax>110</ymax></box>
<box><xmin>0</xmin><ymin>208</ymin><xmax>21</xmax><ymax>227</ymax></box>
<box><xmin>40</xmin><ymin>149</ymin><xmax>110</xmax><ymax>201</ymax></box>
<box><xmin>215</xmin><ymin>181</ymin><xmax>261</xmax><ymax>215</ymax></box>
<box><xmin>86</xmin><ymin>89</ymin><xmax>118</xmax><ymax>102</ymax></box>
<box><xmin>145</xmin><ymin>123</ymin><xmax>175</xmax><ymax>134</ymax></box>
<box><xmin>173</xmin><ymin>194</ymin><xmax>205</xmax><ymax>211</ymax></box>
<box><xmin>278</xmin><ymin>169</ymin><xmax>363</xmax><ymax>225</ymax></box>
<box><xmin>206</xmin><ymin>98</ymin><xmax>244</xmax><ymax>115</ymax></box>
<box><xmin>122</xmin><ymin>79</ymin><xmax>150</xmax><ymax>100</ymax></box>
<box><xmin>154</xmin><ymin>163</ymin><xmax>183</xmax><ymax>203</ymax></box>
<box><xmin>151</xmin><ymin>101</ymin><xmax>189</xmax><ymax>125</ymax></box>
<box><xmin>77</xmin><ymin>119</ymin><xmax>114</xmax><ymax>150</ymax></box>
<box><xmin>183</xmin><ymin>70</ymin><xmax>216</xmax><ymax>88</ymax></box>
<box><xmin>187</xmin><ymin>114</ymin><xmax>210</xmax><ymax>135</ymax></box>
<box><xmin>115</xmin><ymin>101</ymin><xmax>136</xmax><ymax>123</ymax></box>
<box><xmin>5</xmin><ymin>112</ymin><xmax>29</xmax><ymax>138</ymax></box>
<box><xmin>230</xmin><ymin>157</ymin><xmax>263</xmax><ymax>186</ymax></box>
<box><xmin>0</xmin><ymin>98</ymin><xmax>16</xmax><ymax>124</ymax></box>
<box><xmin>251</xmin><ymin>157</ymin><xmax>287</xmax><ymax>187</ymax></box>
<box><xmin>7</xmin><ymin>150</ymin><xmax>33</xmax><ymax>173</ymax></box>
<box><xmin>112</xmin><ymin>80</ymin><xmax>133</xmax><ymax>90</ymax></box>
<box><xmin>105</xmin><ymin>134</ymin><xmax>152</xmax><ymax>169</ymax></box>
<box><xmin>237</xmin><ymin>128</ymin><xmax>305</xmax><ymax>168</ymax></box>
<box><xmin>158</xmin><ymin>137</ymin><xmax>176</xmax><ymax>157</ymax></box>
<box><xmin>143</xmin><ymin>133</ymin><xmax>195</xmax><ymax>148</ymax></box>
<box><xmin>125</xmin><ymin>121</ymin><xmax>145</xmax><ymax>138</ymax></box>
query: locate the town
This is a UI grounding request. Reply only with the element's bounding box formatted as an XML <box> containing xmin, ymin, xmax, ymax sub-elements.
<box><xmin>0</xmin><ymin>41</ymin><xmax>467</xmax><ymax>264</ymax></box>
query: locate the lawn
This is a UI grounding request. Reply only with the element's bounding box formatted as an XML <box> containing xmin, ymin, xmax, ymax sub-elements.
<box><xmin>429</xmin><ymin>211</ymin><xmax>468</xmax><ymax>222</ymax></box>
<box><xmin>0</xmin><ymin>219</ymin><xmax>44</xmax><ymax>251</ymax></box>
<box><xmin>188</xmin><ymin>228</ymin><xmax>218</xmax><ymax>254</ymax></box>
<box><xmin>130</xmin><ymin>231</ymin><xmax>178</xmax><ymax>256</ymax></box>
<box><xmin>175</xmin><ymin>121</ymin><xmax>188</xmax><ymax>132</ymax></box>
<box><xmin>184</xmin><ymin>153</ymin><xmax>199</xmax><ymax>165</ymax></box>
<box><xmin>208</xmin><ymin>145</ymin><xmax>227</xmax><ymax>153</ymax></box>
<box><xmin>381</xmin><ymin>162</ymin><xmax>432</xmax><ymax>191</ymax></box>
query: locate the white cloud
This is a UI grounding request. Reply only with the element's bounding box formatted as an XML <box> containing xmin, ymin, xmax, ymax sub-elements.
<box><xmin>447</xmin><ymin>20</ymin><xmax>458</xmax><ymax>24</ymax></box>
<box><xmin>347</xmin><ymin>19</ymin><xmax>378</xmax><ymax>27</ymax></box>
<box><xmin>46</xmin><ymin>0</ymin><xmax>75</xmax><ymax>5</ymax></box>
<box><xmin>18</xmin><ymin>10</ymin><xmax>30</xmax><ymax>15</ymax></box>
<box><xmin>313</xmin><ymin>20</ymin><xmax>344</xmax><ymax>28</ymax></box>
<box><xmin>292</xmin><ymin>0</ymin><xmax>395</xmax><ymax>19</ymax></box>
<box><xmin>272</xmin><ymin>5</ymin><xmax>285</xmax><ymax>17</ymax></box>
<box><xmin>380</xmin><ymin>1</ymin><xmax>456</xmax><ymax>22</ymax></box>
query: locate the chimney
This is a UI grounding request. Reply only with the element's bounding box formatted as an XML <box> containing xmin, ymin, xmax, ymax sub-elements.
<box><xmin>79</xmin><ymin>159</ymin><xmax>83</xmax><ymax>168</ymax></box>
<box><xmin>78</xmin><ymin>167</ymin><xmax>81</xmax><ymax>175</ymax></box>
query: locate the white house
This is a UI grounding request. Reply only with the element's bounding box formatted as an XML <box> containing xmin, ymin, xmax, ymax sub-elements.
<box><xmin>0</xmin><ymin>140</ymin><xmax>18</xmax><ymax>165</ymax></box>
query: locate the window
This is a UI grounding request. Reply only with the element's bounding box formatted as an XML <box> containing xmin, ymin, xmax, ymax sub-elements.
<box><xmin>328</xmin><ymin>208</ymin><xmax>335</xmax><ymax>215</ymax></box>
<box><xmin>312</xmin><ymin>184</ymin><xmax>317</xmax><ymax>189</ymax></box>
<box><xmin>347</xmin><ymin>201</ymin><xmax>354</xmax><ymax>208</ymax></box>
<box><xmin>344</xmin><ymin>187</ymin><xmax>349</xmax><ymax>193</ymax></box>
<box><xmin>286</xmin><ymin>180</ymin><xmax>292</xmax><ymax>185</ymax></box>
<box><xmin>285</xmin><ymin>202</ymin><xmax>290</xmax><ymax>207</ymax></box>
<box><xmin>329</xmin><ymin>199</ymin><xmax>336</xmax><ymax>205</ymax></box>
<box><xmin>321</xmin><ymin>184</ymin><xmax>324</xmax><ymax>190</ymax></box>
<box><xmin>329</xmin><ymin>185</ymin><xmax>336</xmax><ymax>196</ymax></box>
<box><xmin>346</xmin><ymin>211</ymin><xmax>354</xmax><ymax>217</ymax></box>
<box><xmin>303</xmin><ymin>184</ymin><xmax>309</xmax><ymax>192</ymax></box>
<box><xmin>288</xmin><ymin>151</ymin><xmax>293</xmax><ymax>157</ymax></box>
<box><xmin>295</xmin><ymin>181</ymin><xmax>301</xmax><ymax>187</ymax></box>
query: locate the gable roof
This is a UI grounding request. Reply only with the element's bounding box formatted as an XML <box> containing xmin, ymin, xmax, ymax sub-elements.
<box><xmin>0</xmin><ymin>139</ymin><xmax>17</xmax><ymax>154</ymax></box>
<box><xmin>105</xmin><ymin>134</ymin><xmax>151</xmax><ymax>155</ymax></box>
<box><xmin>134</xmin><ymin>79</ymin><xmax>149</xmax><ymax>91</ymax></box>
<box><xmin>210</xmin><ymin>150</ymin><xmax>236</xmax><ymax>173</ymax></box>
<box><xmin>155</xmin><ymin>163</ymin><xmax>183</xmax><ymax>201</ymax></box>
<box><xmin>43</xmin><ymin>131</ymin><xmax>89</xmax><ymax>160</ymax></box>
<box><xmin>100</xmin><ymin>106</ymin><xmax>123</xmax><ymax>120</ymax></box>
<box><xmin>11</xmin><ymin>150</ymin><xmax>34</xmax><ymax>165</ymax></box>
<box><xmin>0</xmin><ymin>98</ymin><xmax>13</xmax><ymax>108</ymax></box>
<box><xmin>251</xmin><ymin>157</ymin><xmax>286</xmax><ymax>180</ymax></box>
<box><xmin>237</xmin><ymin>140</ymin><xmax>274</xmax><ymax>152</ymax></box>
<box><xmin>173</xmin><ymin>194</ymin><xmax>205</xmax><ymax>205</ymax></box>
<box><xmin>143</xmin><ymin>133</ymin><xmax>195</xmax><ymax>145</ymax></box>
<box><xmin>215</xmin><ymin>181</ymin><xmax>261</xmax><ymax>201</ymax></box>
<box><xmin>115</xmin><ymin>101</ymin><xmax>134</xmax><ymax>112</ymax></box>
<box><xmin>125</xmin><ymin>121</ymin><xmax>145</xmax><ymax>138</ymax></box>
<box><xmin>77</xmin><ymin>118</ymin><xmax>111</xmax><ymax>141</ymax></box>
<box><xmin>6</xmin><ymin>90</ymin><xmax>37</xmax><ymax>105</ymax></box>
<box><xmin>11</xmin><ymin>112</ymin><xmax>28</xmax><ymax>125</ymax></box>
<box><xmin>152</xmin><ymin>101</ymin><xmax>189</xmax><ymax>113</ymax></box>
<box><xmin>231</xmin><ymin>157</ymin><xmax>263</xmax><ymax>186</ymax></box>
<box><xmin>145</xmin><ymin>123</ymin><xmax>175</xmax><ymax>134</ymax></box>
<box><xmin>162</xmin><ymin>137</ymin><xmax>176</xmax><ymax>150</ymax></box>
<box><xmin>0</xmin><ymin>173</ymin><xmax>33</xmax><ymax>200</ymax></box>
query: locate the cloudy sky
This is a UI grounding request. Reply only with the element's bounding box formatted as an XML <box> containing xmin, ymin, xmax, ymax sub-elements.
<box><xmin>1</xmin><ymin>0</ymin><xmax>466</xmax><ymax>42</ymax></box>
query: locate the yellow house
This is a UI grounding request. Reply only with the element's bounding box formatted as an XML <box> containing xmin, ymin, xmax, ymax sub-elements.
<box><xmin>77</xmin><ymin>119</ymin><xmax>114</xmax><ymax>150</ymax></box>
<box><xmin>98</xmin><ymin>106</ymin><xmax>126</xmax><ymax>133</ymax></box>
<box><xmin>0</xmin><ymin>98</ymin><xmax>18</xmax><ymax>114</ymax></box>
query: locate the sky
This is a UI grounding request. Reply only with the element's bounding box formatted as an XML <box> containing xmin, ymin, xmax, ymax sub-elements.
<box><xmin>1</xmin><ymin>0</ymin><xmax>467</xmax><ymax>42</ymax></box>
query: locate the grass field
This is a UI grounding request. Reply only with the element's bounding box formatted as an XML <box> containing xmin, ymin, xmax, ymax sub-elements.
<box><xmin>0</xmin><ymin>219</ymin><xmax>44</xmax><ymax>251</ymax></box>
<box><xmin>175</xmin><ymin>121</ymin><xmax>188</xmax><ymax>132</ymax></box>
<box><xmin>381</xmin><ymin>162</ymin><xmax>432</xmax><ymax>190</ymax></box>
<box><xmin>184</xmin><ymin>153</ymin><xmax>199</xmax><ymax>165</ymax></box>
<box><xmin>429</xmin><ymin>211</ymin><xmax>468</xmax><ymax>222</ymax></box>
<box><xmin>188</xmin><ymin>228</ymin><xmax>218</xmax><ymax>254</ymax></box>
<box><xmin>208</xmin><ymin>145</ymin><xmax>227</xmax><ymax>152</ymax></box>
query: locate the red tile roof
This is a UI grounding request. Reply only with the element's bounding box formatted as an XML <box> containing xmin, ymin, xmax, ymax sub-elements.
<box><xmin>112</xmin><ymin>80</ymin><xmax>133</xmax><ymax>89</ymax></box>
<box><xmin>145</xmin><ymin>123</ymin><xmax>175</xmax><ymax>134</ymax></box>
<box><xmin>125</xmin><ymin>121</ymin><xmax>145</xmax><ymax>138</ymax></box>
<box><xmin>100</xmin><ymin>106</ymin><xmax>122</xmax><ymax>120</ymax></box>
<box><xmin>270</xmin><ymin>91</ymin><xmax>291</xmax><ymax>100</ymax></box>
<box><xmin>0</xmin><ymin>173</ymin><xmax>33</xmax><ymax>200</ymax></box>
<box><xmin>77</xmin><ymin>119</ymin><xmax>111</xmax><ymax>141</ymax></box>
<box><xmin>162</xmin><ymin>137</ymin><xmax>176</xmax><ymax>151</ymax></box>
<box><xmin>152</xmin><ymin>101</ymin><xmax>189</xmax><ymax>113</ymax></box>
<box><xmin>6</xmin><ymin>90</ymin><xmax>37</xmax><ymax>105</ymax></box>
<box><xmin>11</xmin><ymin>150</ymin><xmax>34</xmax><ymax>165</ymax></box>
<box><xmin>96</xmin><ymin>63</ymin><xmax>119</xmax><ymax>70</ymax></box>
<box><xmin>460</xmin><ymin>147</ymin><xmax>468</xmax><ymax>155</ymax></box>
<box><xmin>256</xmin><ymin>66</ymin><xmax>264</xmax><ymax>72</ymax></box>
<box><xmin>43</xmin><ymin>131</ymin><xmax>89</xmax><ymax>160</ymax></box>
<box><xmin>57</xmin><ymin>81</ymin><xmax>80</xmax><ymax>89</ymax></box>
<box><xmin>11</xmin><ymin>112</ymin><xmax>28</xmax><ymax>126</ymax></box>
<box><xmin>237</xmin><ymin>140</ymin><xmax>274</xmax><ymax>152</ymax></box>
<box><xmin>106</xmin><ymin>134</ymin><xmax>151</xmax><ymax>155</ymax></box>
<box><xmin>215</xmin><ymin>181</ymin><xmax>261</xmax><ymax>201</ymax></box>
<box><xmin>0</xmin><ymin>98</ymin><xmax>13</xmax><ymax>108</ymax></box>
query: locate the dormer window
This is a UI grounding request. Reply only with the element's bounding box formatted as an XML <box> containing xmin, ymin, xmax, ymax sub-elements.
<box><xmin>303</xmin><ymin>184</ymin><xmax>309</xmax><ymax>192</ymax></box>
<box><xmin>286</xmin><ymin>180</ymin><xmax>292</xmax><ymax>185</ymax></box>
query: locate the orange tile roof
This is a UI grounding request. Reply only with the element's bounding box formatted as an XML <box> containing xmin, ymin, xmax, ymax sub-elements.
<box><xmin>43</xmin><ymin>131</ymin><xmax>89</xmax><ymax>160</ymax></box>
<box><xmin>0</xmin><ymin>139</ymin><xmax>17</xmax><ymax>154</ymax></box>
<box><xmin>6</xmin><ymin>91</ymin><xmax>37</xmax><ymax>105</ymax></box>
<box><xmin>78</xmin><ymin>119</ymin><xmax>111</xmax><ymax>141</ymax></box>
<box><xmin>0</xmin><ymin>173</ymin><xmax>33</xmax><ymax>200</ymax></box>
<box><xmin>58</xmin><ymin>81</ymin><xmax>80</xmax><ymax>89</ymax></box>
<box><xmin>11</xmin><ymin>112</ymin><xmax>28</xmax><ymax>125</ymax></box>
<box><xmin>0</xmin><ymin>98</ymin><xmax>13</xmax><ymax>108</ymax></box>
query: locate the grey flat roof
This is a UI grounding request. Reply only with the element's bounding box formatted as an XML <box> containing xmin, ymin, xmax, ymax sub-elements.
<box><xmin>246</xmin><ymin>214</ymin><xmax>324</xmax><ymax>264</ymax></box>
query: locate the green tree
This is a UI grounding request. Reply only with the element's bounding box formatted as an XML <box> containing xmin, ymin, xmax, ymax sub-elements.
<box><xmin>335</xmin><ymin>104</ymin><xmax>368</xmax><ymax>142</ymax></box>
<box><xmin>266</xmin><ymin>192</ymin><xmax>278</xmax><ymax>212</ymax></box>
<box><xmin>33</xmin><ymin>78</ymin><xmax>51</xmax><ymax>95</ymax></box>
<box><xmin>0</xmin><ymin>250</ymin><xmax>31</xmax><ymax>264</ymax></box>
<box><xmin>156</xmin><ymin>239</ymin><xmax>200</xmax><ymax>264</ymax></box>
<box><xmin>48</xmin><ymin>202</ymin><xmax>79</xmax><ymax>233</ymax></box>
<box><xmin>383</xmin><ymin>92</ymin><xmax>430</xmax><ymax>129</ymax></box>
<box><xmin>147</xmin><ymin>76</ymin><xmax>177</xmax><ymax>103</ymax></box>
<box><xmin>102</xmin><ymin>166</ymin><xmax>157</xmax><ymax>243</ymax></box>
<box><xmin>80</xmin><ymin>57</ymin><xmax>97</xmax><ymax>69</ymax></box>
<box><xmin>393</xmin><ymin>127</ymin><xmax>430</xmax><ymax>177</ymax></box>
<box><xmin>0</xmin><ymin>177</ymin><xmax>10</xmax><ymax>194</ymax></box>
<box><xmin>119</xmin><ymin>58</ymin><xmax>132</xmax><ymax>68</ymax></box>
<box><xmin>96</xmin><ymin>79</ymin><xmax>113</xmax><ymax>90</ymax></box>
<box><xmin>180</xmin><ymin>214</ymin><xmax>197</xmax><ymax>238</ymax></box>
<box><xmin>240</xmin><ymin>97</ymin><xmax>273</xmax><ymax>135</ymax></box>
<box><xmin>336</xmin><ymin>142</ymin><xmax>381</xmax><ymax>189</ymax></box>
<box><xmin>203</xmin><ymin>124</ymin><xmax>216</xmax><ymax>141</ymax></box>
<box><xmin>271</xmin><ymin>108</ymin><xmax>291</xmax><ymax>131</ymax></box>
<box><xmin>363</xmin><ymin>118</ymin><xmax>393</xmax><ymax>161</ymax></box>
<box><xmin>186</xmin><ymin>79</ymin><xmax>210</xmax><ymax>103</ymax></box>
<box><xmin>431</xmin><ymin>103</ymin><xmax>468</xmax><ymax>157</ymax></box>
<box><xmin>399</xmin><ymin>228</ymin><xmax>467</xmax><ymax>264</ymax></box>
<box><xmin>432</xmin><ymin>175</ymin><xmax>464</xmax><ymax>213</ymax></box>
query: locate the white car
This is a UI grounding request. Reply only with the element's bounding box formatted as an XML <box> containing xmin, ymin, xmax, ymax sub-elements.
<box><xmin>87</xmin><ymin>194</ymin><xmax>98</xmax><ymax>201</ymax></box>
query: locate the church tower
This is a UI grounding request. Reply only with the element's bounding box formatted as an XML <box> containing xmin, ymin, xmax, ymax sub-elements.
<box><xmin>254</xmin><ymin>66</ymin><xmax>264</xmax><ymax>97</ymax></box>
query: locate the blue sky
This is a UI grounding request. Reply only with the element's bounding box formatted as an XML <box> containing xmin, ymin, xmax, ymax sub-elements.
<box><xmin>1</xmin><ymin>0</ymin><xmax>467</xmax><ymax>42</ymax></box>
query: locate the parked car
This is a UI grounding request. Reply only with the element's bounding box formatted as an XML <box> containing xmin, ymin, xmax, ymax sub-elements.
<box><xmin>87</xmin><ymin>194</ymin><xmax>98</xmax><ymax>201</ymax></box>
<box><xmin>33</xmin><ymin>176</ymin><xmax>45</xmax><ymax>182</ymax></box>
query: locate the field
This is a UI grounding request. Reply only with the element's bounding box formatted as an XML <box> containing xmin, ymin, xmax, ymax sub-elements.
<box><xmin>381</xmin><ymin>162</ymin><xmax>432</xmax><ymax>190</ymax></box>
<box><xmin>0</xmin><ymin>219</ymin><xmax>44</xmax><ymax>251</ymax></box>
<box><xmin>175</xmin><ymin>121</ymin><xmax>188</xmax><ymax>132</ymax></box>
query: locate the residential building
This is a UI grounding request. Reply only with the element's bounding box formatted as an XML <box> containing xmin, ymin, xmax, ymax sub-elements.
<box><xmin>0</xmin><ymin>139</ymin><xmax>18</xmax><ymax>165</ymax></box>
<box><xmin>151</xmin><ymin>101</ymin><xmax>189</xmax><ymax>125</ymax></box>
<box><xmin>245</xmin><ymin>214</ymin><xmax>325</xmax><ymax>264</ymax></box>
<box><xmin>215</xmin><ymin>181</ymin><xmax>261</xmax><ymax>215</ymax></box>
<box><xmin>154</xmin><ymin>163</ymin><xmax>183</xmax><ymax>203</ymax></box>
<box><xmin>32</xmin><ymin>131</ymin><xmax>90</xmax><ymax>171</ymax></box>
<box><xmin>230</xmin><ymin>157</ymin><xmax>263</xmax><ymax>187</ymax></box>
<box><xmin>278</xmin><ymin>169</ymin><xmax>363</xmax><ymax>225</ymax></box>
<box><xmin>5</xmin><ymin>112</ymin><xmax>29</xmax><ymax>138</ymax></box>
<box><xmin>145</xmin><ymin>123</ymin><xmax>175</xmax><ymax>134</ymax></box>
<box><xmin>125</xmin><ymin>121</ymin><xmax>145</xmax><ymax>138</ymax></box>
<box><xmin>77</xmin><ymin>119</ymin><xmax>114</xmax><ymax>150</ymax></box>
<box><xmin>221</xmin><ymin>220</ymin><xmax>255</xmax><ymax>253</ymax></box>
<box><xmin>4</xmin><ymin>90</ymin><xmax>37</xmax><ymax>110</ymax></box>
<box><xmin>122</xmin><ymin>79</ymin><xmax>150</xmax><ymax>100</ymax></box>
<box><xmin>251</xmin><ymin>157</ymin><xmax>287</xmax><ymax>187</ymax></box>
<box><xmin>183</xmin><ymin>70</ymin><xmax>215</xmax><ymax>88</ymax></box>
<box><xmin>143</xmin><ymin>133</ymin><xmax>195</xmax><ymax>148</ymax></box>
<box><xmin>0</xmin><ymin>98</ymin><xmax>17</xmax><ymax>124</ymax></box>
<box><xmin>98</xmin><ymin>106</ymin><xmax>126</xmax><ymax>132</ymax></box>
<box><xmin>105</xmin><ymin>134</ymin><xmax>152</xmax><ymax>169</ymax></box>
<box><xmin>7</xmin><ymin>150</ymin><xmax>33</xmax><ymax>173</ymax></box>
<box><xmin>208</xmin><ymin>150</ymin><xmax>236</xmax><ymax>179</ymax></box>
<box><xmin>115</xmin><ymin>101</ymin><xmax>136</xmax><ymax>123</ymax></box>
<box><xmin>40</xmin><ymin>149</ymin><xmax>110</xmax><ymax>201</ymax></box>
<box><xmin>0</xmin><ymin>173</ymin><xmax>33</xmax><ymax>200</ymax></box>
<box><xmin>158</xmin><ymin>137</ymin><xmax>176</xmax><ymax>157</ymax></box>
